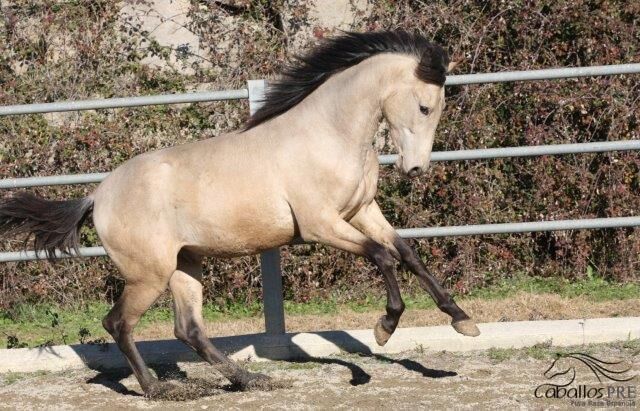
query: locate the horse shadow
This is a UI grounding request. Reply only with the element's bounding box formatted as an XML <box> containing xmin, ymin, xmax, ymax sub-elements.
<box><xmin>83</xmin><ymin>330</ymin><xmax>457</xmax><ymax>397</ymax></box>
<box><xmin>280</xmin><ymin>330</ymin><xmax>457</xmax><ymax>385</ymax></box>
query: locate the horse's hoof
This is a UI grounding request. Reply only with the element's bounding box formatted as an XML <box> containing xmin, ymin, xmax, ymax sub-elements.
<box><xmin>145</xmin><ymin>381</ymin><xmax>187</xmax><ymax>401</ymax></box>
<box><xmin>451</xmin><ymin>318</ymin><xmax>481</xmax><ymax>337</ymax></box>
<box><xmin>374</xmin><ymin>317</ymin><xmax>393</xmax><ymax>346</ymax></box>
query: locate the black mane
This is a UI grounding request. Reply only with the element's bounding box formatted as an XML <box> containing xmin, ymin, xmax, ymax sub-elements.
<box><xmin>244</xmin><ymin>31</ymin><xmax>449</xmax><ymax>130</ymax></box>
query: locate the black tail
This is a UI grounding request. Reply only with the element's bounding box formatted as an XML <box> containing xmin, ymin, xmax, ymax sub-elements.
<box><xmin>0</xmin><ymin>192</ymin><xmax>94</xmax><ymax>260</ymax></box>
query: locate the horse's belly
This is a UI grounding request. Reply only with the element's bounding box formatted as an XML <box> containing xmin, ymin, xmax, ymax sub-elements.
<box><xmin>185</xmin><ymin>226</ymin><xmax>294</xmax><ymax>257</ymax></box>
<box><xmin>180</xmin><ymin>196</ymin><xmax>296</xmax><ymax>257</ymax></box>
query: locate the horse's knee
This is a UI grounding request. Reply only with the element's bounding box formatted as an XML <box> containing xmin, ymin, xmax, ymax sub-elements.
<box><xmin>392</xmin><ymin>237</ymin><xmax>420</xmax><ymax>265</ymax></box>
<box><xmin>366</xmin><ymin>242</ymin><xmax>395</xmax><ymax>272</ymax></box>
<box><xmin>377</xmin><ymin>255</ymin><xmax>395</xmax><ymax>273</ymax></box>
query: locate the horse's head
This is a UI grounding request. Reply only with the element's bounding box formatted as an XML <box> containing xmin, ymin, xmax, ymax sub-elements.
<box><xmin>382</xmin><ymin>50</ymin><xmax>460</xmax><ymax>179</ymax></box>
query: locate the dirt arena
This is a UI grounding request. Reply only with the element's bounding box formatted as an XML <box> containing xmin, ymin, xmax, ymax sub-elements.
<box><xmin>1</xmin><ymin>341</ymin><xmax>637</xmax><ymax>410</ymax></box>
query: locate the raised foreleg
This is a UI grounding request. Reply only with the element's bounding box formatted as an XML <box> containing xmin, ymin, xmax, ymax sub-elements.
<box><xmin>350</xmin><ymin>201</ymin><xmax>480</xmax><ymax>342</ymax></box>
<box><xmin>301</xmin><ymin>213</ymin><xmax>405</xmax><ymax>346</ymax></box>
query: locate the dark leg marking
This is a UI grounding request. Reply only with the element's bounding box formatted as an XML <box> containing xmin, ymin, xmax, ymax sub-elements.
<box><xmin>393</xmin><ymin>237</ymin><xmax>480</xmax><ymax>337</ymax></box>
<box><xmin>170</xmin><ymin>257</ymin><xmax>275</xmax><ymax>391</ymax></box>
<box><xmin>102</xmin><ymin>313</ymin><xmax>158</xmax><ymax>393</ymax></box>
<box><xmin>174</xmin><ymin>315</ymin><xmax>272</xmax><ymax>389</ymax></box>
<box><xmin>101</xmin><ymin>294</ymin><xmax>178</xmax><ymax>398</ymax></box>
<box><xmin>103</xmin><ymin>283</ymin><xmax>194</xmax><ymax>399</ymax></box>
<box><xmin>364</xmin><ymin>240</ymin><xmax>405</xmax><ymax>345</ymax></box>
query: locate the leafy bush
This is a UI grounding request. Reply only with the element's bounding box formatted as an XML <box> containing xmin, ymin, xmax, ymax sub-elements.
<box><xmin>0</xmin><ymin>0</ymin><xmax>638</xmax><ymax>312</ymax></box>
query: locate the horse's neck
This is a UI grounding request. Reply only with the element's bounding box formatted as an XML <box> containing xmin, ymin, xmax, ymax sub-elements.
<box><xmin>279</xmin><ymin>54</ymin><xmax>413</xmax><ymax>152</ymax></box>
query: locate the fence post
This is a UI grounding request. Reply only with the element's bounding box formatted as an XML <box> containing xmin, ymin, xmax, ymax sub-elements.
<box><xmin>248</xmin><ymin>79</ymin><xmax>286</xmax><ymax>335</ymax></box>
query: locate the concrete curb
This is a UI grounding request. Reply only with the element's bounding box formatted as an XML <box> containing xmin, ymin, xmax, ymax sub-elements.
<box><xmin>1</xmin><ymin>317</ymin><xmax>638</xmax><ymax>373</ymax></box>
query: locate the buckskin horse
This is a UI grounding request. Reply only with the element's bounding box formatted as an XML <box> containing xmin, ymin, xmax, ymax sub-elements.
<box><xmin>0</xmin><ymin>31</ymin><xmax>480</xmax><ymax>398</ymax></box>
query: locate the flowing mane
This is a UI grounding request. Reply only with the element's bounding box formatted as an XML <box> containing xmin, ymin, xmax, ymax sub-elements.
<box><xmin>244</xmin><ymin>31</ymin><xmax>449</xmax><ymax>130</ymax></box>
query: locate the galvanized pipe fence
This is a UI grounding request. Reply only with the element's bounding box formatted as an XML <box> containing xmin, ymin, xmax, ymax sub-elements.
<box><xmin>2</xmin><ymin>139</ymin><xmax>640</xmax><ymax>189</ymax></box>
<box><xmin>1</xmin><ymin>64</ymin><xmax>640</xmax><ymax>335</ymax></box>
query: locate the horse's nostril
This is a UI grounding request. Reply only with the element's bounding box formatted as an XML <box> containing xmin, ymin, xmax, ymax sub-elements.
<box><xmin>407</xmin><ymin>167</ymin><xmax>423</xmax><ymax>178</ymax></box>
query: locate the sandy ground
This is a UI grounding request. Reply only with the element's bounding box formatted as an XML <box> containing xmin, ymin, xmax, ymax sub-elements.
<box><xmin>0</xmin><ymin>341</ymin><xmax>637</xmax><ymax>410</ymax></box>
<box><xmin>134</xmin><ymin>293</ymin><xmax>640</xmax><ymax>341</ymax></box>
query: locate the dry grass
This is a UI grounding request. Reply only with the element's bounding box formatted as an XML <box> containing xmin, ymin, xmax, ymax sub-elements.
<box><xmin>134</xmin><ymin>292</ymin><xmax>640</xmax><ymax>341</ymax></box>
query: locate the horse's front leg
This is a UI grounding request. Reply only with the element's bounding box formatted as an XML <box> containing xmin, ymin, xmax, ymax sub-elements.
<box><xmin>302</xmin><ymin>214</ymin><xmax>404</xmax><ymax>346</ymax></box>
<box><xmin>351</xmin><ymin>202</ymin><xmax>480</xmax><ymax>338</ymax></box>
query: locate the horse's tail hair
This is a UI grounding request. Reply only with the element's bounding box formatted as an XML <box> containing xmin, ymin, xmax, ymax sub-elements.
<box><xmin>0</xmin><ymin>192</ymin><xmax>94</xmax><ymax>261</ymax></box>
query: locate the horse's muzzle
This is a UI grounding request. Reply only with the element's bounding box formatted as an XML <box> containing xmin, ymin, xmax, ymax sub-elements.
<box><xmin>406</xmin><ymin>166</ymin><xmax>424</xmax><ymax>178</ymax></box>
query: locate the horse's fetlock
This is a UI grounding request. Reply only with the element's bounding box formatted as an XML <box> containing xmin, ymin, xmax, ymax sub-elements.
<box><xmin>387</xmin><ymin>300</ymin><xmax>405</xmax><ymax>317</ymax></box>
<box><xmin>439</xmin><ymin>299</ymin><xmax>470</xmax><ymax>322</ymax></box>
<box><xmin>438</xmin><ymin>300</ymin><xmax>454</xmax><ymax>312</ymax></box>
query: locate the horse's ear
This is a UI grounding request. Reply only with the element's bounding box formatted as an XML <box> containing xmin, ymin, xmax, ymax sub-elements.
<box><xmin>447</xmin><ymin>58</ymin><xmax>464</xmax><ymax>73</ymax></box>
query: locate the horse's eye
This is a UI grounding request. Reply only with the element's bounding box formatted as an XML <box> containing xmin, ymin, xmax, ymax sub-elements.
<box><xmin>419</xmin><ymin>105</ymin><xmax>430</xmax><ymax>115</ymax></box>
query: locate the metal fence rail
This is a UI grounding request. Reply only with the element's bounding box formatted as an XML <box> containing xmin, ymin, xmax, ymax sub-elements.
<box><xmin>384</xmin><ymin>140</ymin><xmax>640</xmax><ymax>164</ymax></box>
<box><xmin>3</xmin><ymin>64</ymin><xmax>638</xmax><ymax>117</ymax></box>
<box><xmin>3</xmin><ymin>140</ymin><xmax>639</xmax><ymax>189</ymax></box>
<box><xmin>397</xmin><ymin>216</ymin><xmax>640</xmax><ymax>238</ymax></box>
<box><xmin>0</xmin><ymin>172</ymin><xmax>110</xmax><ymax>189</ymax></box>
<box><xmin>445</xmin><ymin>63</ymin><xmax>640</xmax><ymax>85</ymax></box>
<box><xmin>3</xmin><ymin>216</ymin><xmax>639</xmax><ymax>263</ymax></box>
<box><xmin>0</xmin><ymin>246</ymin><xmax>106</xmax><ymax>263</ymax></box>
<box><xmin>0</xmin><ymin>89</ymin><xmax>249</xmax><ymax>116</ymax></box>
<box><xmin>1</xmin><ymin>63</ymin><xmax>639</xmax><ymax>335</ymax></box>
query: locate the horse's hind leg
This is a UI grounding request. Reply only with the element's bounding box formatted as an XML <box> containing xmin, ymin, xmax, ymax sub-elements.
<box><xmin>102</xmin><ymin>282</ymin><xmax>175</xmax><ymax>397</ymax></box>
<box><xmin>170</xmin><ymin>253</ymin><xmax>273</xmax><ymax>390</ymax></box>
<box><xmin>101</xmin><ymin>256</ymin><xmax>179</xmax><ymax>398</ymax></box>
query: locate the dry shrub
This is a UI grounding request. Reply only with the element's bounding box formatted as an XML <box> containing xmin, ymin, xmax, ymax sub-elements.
<box><xmin>0</xmin><ymin>1</ymin><xmax>638</xmax><ymax>310</ymax></box>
